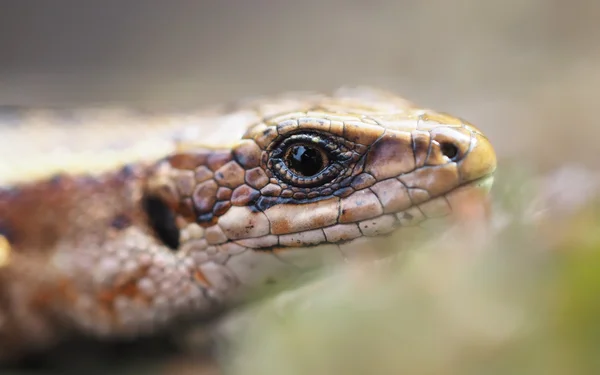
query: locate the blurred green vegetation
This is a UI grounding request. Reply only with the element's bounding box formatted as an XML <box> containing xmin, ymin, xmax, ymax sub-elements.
<box><xmin>224</xmin><ymin>164</ymin><xmax>600</xmax><ymax>375</ymax></box>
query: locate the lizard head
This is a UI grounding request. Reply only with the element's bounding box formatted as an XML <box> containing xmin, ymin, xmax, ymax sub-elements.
<box><xmin>151</xmin><ymin>89</ymin><xmax>497</xmax><ymax>294</ymax></box>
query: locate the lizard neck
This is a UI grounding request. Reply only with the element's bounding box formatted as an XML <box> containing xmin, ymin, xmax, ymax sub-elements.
<box><xmin>0</xmin><ymin>164</ymin><xmax>151</xmax><ymax>255</ymax></box>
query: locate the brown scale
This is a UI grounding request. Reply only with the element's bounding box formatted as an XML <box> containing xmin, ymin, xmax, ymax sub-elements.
<box><xmin>244</xmin><ymin>167</ymin><xmax>270</xmax><ymax>189</ymax></box>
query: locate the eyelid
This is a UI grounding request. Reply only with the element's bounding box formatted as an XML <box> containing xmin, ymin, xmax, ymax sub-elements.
<box><xmin>272</xmin><ymin>132</ymin><xmax>329</xmax><ymax>151</ymax></box>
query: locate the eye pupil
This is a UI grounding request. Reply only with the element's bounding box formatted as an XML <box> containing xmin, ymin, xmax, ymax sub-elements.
<box><xmin>287</xmin><ymin>145</ymin><xmax>325</xmax><ymax>177</ymax></box>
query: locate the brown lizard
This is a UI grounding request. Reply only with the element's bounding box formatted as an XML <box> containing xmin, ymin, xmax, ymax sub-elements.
<box><xmin>0</xmin><ymin>87</ymin><xmax>497</xmax><ymax>360</ymax></box>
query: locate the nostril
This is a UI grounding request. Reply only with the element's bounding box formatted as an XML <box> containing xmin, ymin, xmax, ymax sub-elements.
<box><xmin>440</xmin><ymin>142</ymin><xmax>459</xmax><ymax>161</ymax></box>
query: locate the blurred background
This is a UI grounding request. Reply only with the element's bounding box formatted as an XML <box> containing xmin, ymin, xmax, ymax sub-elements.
<box><xmin>1</xmin><ymin>0</ymin><xmax>599</xmax><ymax>172</ymax></box>
<box><xmin>2</xmin><ymin>1</ymin><xmax>600</xmax><ymax>374</ymax></box>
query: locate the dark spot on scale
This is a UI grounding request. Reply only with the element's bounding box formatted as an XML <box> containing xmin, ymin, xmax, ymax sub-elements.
<box><xmin>110</xmin><ymin>214</ymin><xmax>132</xmax><ymax>230</ymax></box>
<box><xmin>142</xmin><ymin>195</ymin><xmax>180</xmax><ymax>251</ymax></box>
<box><xmin>262</xmin><ymin>128</ymin><xmax>271</xmax><ymax>136</ymax></box>
<box><xmin>333</xmin><ymin>187</ymin><xmax>354</xmax><ymax>198</ymax></box>
<box><xmin>215</xmin><ymin>172</ymin><xmax>224</xmax><ymax>180</ymax></box>
<box><xmin>265</xmin><ymin>277</ymin><xmax>276</xmax><ymax>285</ymax></box>
<box><xmin>252</xmin><ymin>193</ymin><xmax>333</xmax><ymax>213</ymax></box>
<box><xmin>254</xmin><ymin>196</ymin><xmax>284</xmax><ymax>212</ymax></box>
<box><xmin>118</xmin><ymin>164</ymin><xmax>137</xmax><ymax>178</ymax></box>
<box><xmin>339</xmin><ymin>177</ymin><xmax>353</xmax><ymax>188</ymax></box>
<box><xmin>404</xmin><ymin>212</ymin><xmax>413</xmax><ymax>220</ymax></box>
<box><xmin>197</xmin><ymin>213</ymin><xmax>215</xmax><ymax>224</ymax></box>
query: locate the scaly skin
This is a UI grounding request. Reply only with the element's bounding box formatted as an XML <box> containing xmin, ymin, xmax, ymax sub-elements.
<box><xmin>0</xmin><ymin>87</ymin><xmax>496</xmax><ymax>360</ymax></box>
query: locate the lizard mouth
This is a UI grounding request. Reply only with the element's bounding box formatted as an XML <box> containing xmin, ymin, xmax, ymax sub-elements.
<box><xmin>229</xmin><ymin>171</ymin><xmax>498</xmax><ymax>253</ymax></box>
<box><xmin>465</xmin><ymin>173</ymin><xmax>495</xmax><ymax>193</ymax></box>
<box><xmin>232</xmin><ymin>173</ymin><xmax>497</xmax><ymax>257</ymax></box>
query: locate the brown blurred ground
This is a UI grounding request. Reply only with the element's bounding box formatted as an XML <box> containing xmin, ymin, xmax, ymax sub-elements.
<box><xmin>1</xmin><ymin>0</ymin><xmax>599</xmax><ymax>172</ymax></box>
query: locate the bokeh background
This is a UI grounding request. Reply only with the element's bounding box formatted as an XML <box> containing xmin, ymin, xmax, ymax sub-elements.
<box><xmin>2</xmin><ymin>0</ymin><xmax>599</xmax><ymax>173</ymax></box>
<box><xmin>2</xmin><ymin>1</ymin><xmax>600</xmax><ymax>374</ymax></box>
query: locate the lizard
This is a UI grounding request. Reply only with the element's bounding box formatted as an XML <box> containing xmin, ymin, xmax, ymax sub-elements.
<box><xmin>0</xmin><ymin>86</ymin><xmax>497</xmax><ymax>360</ymax></box>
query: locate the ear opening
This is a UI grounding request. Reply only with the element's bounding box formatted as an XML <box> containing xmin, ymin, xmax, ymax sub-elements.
<box><xmin>141</xmin><ymin>195</ymin><xmax>180</xmax><ymax>251</ymax></box>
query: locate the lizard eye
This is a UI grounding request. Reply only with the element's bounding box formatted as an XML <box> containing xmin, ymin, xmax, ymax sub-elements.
<box><xmin>269</xmin><ymin>133</ymin><xmax>347</xmax><ymax>188</ymax></box>
<box><xmin>284</xmin><ymin>143</ymin><xmax>329</xmax><ymax>177</ymax></box>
